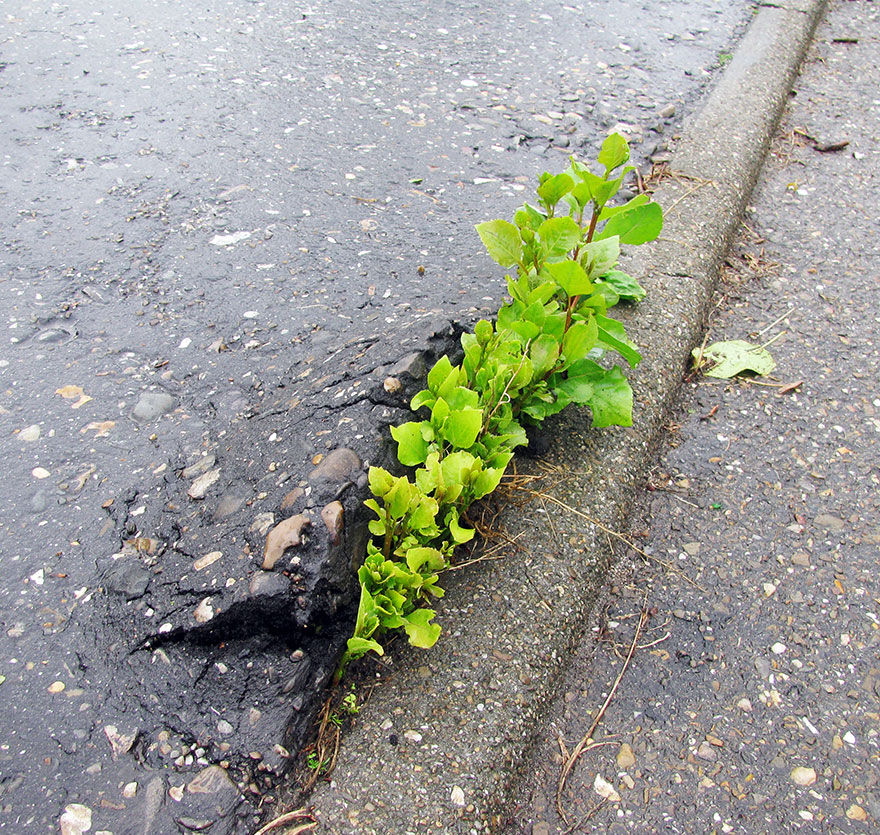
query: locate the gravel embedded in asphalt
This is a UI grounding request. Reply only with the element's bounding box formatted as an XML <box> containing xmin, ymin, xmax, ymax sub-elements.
<box><xmin>0</xmin><ymin>1</ymin><xmax>759</xmax><ymax>831</ymax></box>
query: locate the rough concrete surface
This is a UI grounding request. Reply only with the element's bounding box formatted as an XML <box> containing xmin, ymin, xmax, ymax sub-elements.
<box><xmin>309</xmin><ymin>0</ymin><xmax>831</xmax><ymax>832</ymax></box>
<box><xmin>513</xmin><ymin>1</ymin><xmax>879</xmax><ymax>831</ymax></box>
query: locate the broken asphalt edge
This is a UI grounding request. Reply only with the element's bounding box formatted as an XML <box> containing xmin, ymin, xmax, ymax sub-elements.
<box><xmin>308</xmin><ymin>1</ymin><xmax>828</xmax><ymax>832</ymax></box>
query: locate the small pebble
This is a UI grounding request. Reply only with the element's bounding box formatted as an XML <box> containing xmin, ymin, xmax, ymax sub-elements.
<box><xmin>616</xmin><ymin>742</ymin><xmax>636</xmax><ymax>769</ymax></box>
<box><xmin>846</xmin><ymin>804</ymin><xmax>868</xmax><ymax>821</ymax></box>
<box><xmin>19</xmin><ymin>425</ymin><xmax>41</xmax><ymax>442</ymax></box>
<box><xmin>791</xmin><ymin>766</ymin><xmax>817</xmax><ymax>786</ymax></box>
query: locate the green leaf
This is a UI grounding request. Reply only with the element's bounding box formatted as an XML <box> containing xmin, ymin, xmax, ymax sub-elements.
<box><xmin>353</xmin><ymin>582</ymin><xmax>379</xmax><ymax>638</ymax></box>
<box><xmin>436</xmin><ymin>365</ymin><xmax>463</xmax><ymax>400</ymax></box>
<box><xmin>576</xmin><ymin>168</ymin><xmax>631</xmax><ymax>209</ymax></box>
<box><xmin>598</xmin><ymin>193</ymin><xmax>650</xmax><ymax>221</ymax></box>
<box><xmin>446</xmin><ymin>509</ymin><xmax>475</xmax><ymax>544</ymax></box>
<box><xmin>427</xmin><ymin>354</ymin><xmax>454</xmax><ymax>393</ymax></box>
<box><xmin>590</xmin><ymin>281</ymin><xmax>620</xmax><ymax>310</ymax></box>
<box><xmin>442</xmin><ymin>406</ymin><xmax>483</xmax><ymax>449</ymax></box>
<box><xmin>401</xmin><ymin>609</ymin><xmax>442</xmax><ymax>648</ymax></box>
<box><xmin>596</xmin><ymin>315</ymin><xmax>641</xmax><ymax>367</ymax></box>
<box><xmin>445</xmin><ymin>385</ymin><xmax>481</xmax><ymax>412</ymax></box>
<box><xmin>508</xmin><ymin>353</ymin><xmax>534</xmax><ymax>389</ymax></box>
<box><xmin>536</xmin><ymin>172</ymin><xmax>574</xmax><ymax>207</ymax></box>
<box><xmin>368</xmin><ymin>466</ymin><xmax>394</xmax><ymax>497</ymax></box>
<box><xmin>520</xmin><ymin>393</ymin><xmax>567</xmax><ymax>422</ymax></box>
<box><xmin>575</xmin><ymin>291</ymin><xmax>608</xmax><ymax>316</ymax></box>
<box><xmin>415</xmin><ymin>456</ymin><xmax>439</xmax><ymax>495</ymax></box>
<box><xmin>386</xmin><ymin>477</ymin><xmax>415</xmax><ymax>519</ymax></box>
<box><xmin>515</xmin><ymin>202</ymin><xmax>546</xmax><ymax>230</ymax></box>
<box><xmin>597</xmin><ymin>201</ymin><xmax>663</xmax><ymax>245</ymax></box>
<box><xmin>391</xmin><ymin>421</ymin><xmax>430</xmax><ymax>466</ymax></box>
<box><xmin>471</xmin><ymin>466</ymin><xmax>505</xmax><ymax>500</ymax></box>
<box><xmin>695</xmin><ymin>340</ymin><xmax>776</xmax><ymax>378</ymax></box>
<box><xmin>526</xmin><ymin>280</ymin><xmax>559</xmax><ymax>306</ymax></box>
<box><xmin>474</xmin><ymin>319</ymin><xmax>494</xmax><ymax>344</ymax></box>
<box><xmin>407</xmin><ymin>495</ymin><xmax>439</xmax><ymax>533</ymax></box>
<box><xmin>598</xmin><ymin>270</ymin><xmax>646</xmax><ymax>302</ymax></box>
<box><xmin>497</xmin><ymin>299</ymin><xmax>523</xmax><ymax>333</ymax></box>
<box><xmin>587</xmin><ymin>365</ymin><xmax>633</xmax><ymax>427</ymax></box>
<box><xmin>346</xmin><ymin>636</ymin><xmax>385</xmax><ymax>658</ymax></box>
<box><xmin>546</xmin><ymin>260</ymin><xmax>592</xmax><ymax>297</ymax></box>
<box><xmin>562</xmin><ymin>318</ymin><xmax>599</xmax><ymax>364</ymax></box>
<box><xmin>530</xmin><ymin>333</ymin><xmax>561</xmax><ymax>378</ymax></box>
<box><xmin>509</xmin><ymin>319</ymin><xmax>541</xmax><ymax>341</ymax></box>
<box><xmin>476</xmin><ymin>219</ymin><xmax>523</xmax><ymax>268</ymax></box>
<box><xmin>383</xmin><ymin>588</ymin><xmax>407</xmax><ymax>612</ymax></box>
<box><xmin>522</xmin><ymin>300</ymin><xmax>548</xmax><ymax>329</ymax></box>
<box><xmin>439</xmin><ymin>450</ymin><xmax>477</xmax><ymax>488</ymax></box>
<box><xmin>571</xmin><ymin>181</ymin><xmax>591</xmax><ymax>207</ymax></box>
<box><xmin>598</xmin><ymin>132</ymin><xmax>631</xmax><ymax>173</ymax></box>
<box><xmin>431</xmin><ymin>397</ymin><xmax>450</xmax><ymax>426</ymax></box>
<box><xmin>555</xmin><ymin>358</ymin><xmax>600</xmax><ymax>404</ymax></box>
<box><xmin>538</xmin><ymin>216</ymin><xmax>581</xmax><ymax>259</ymax></box>
<box><xmin>541</xmin><ymin>310</ymin><xmax>567</xmax><ymax>341</ymax></box>
<box><xmin>405</xmin><ymin>547</ymin><xmax>447</xmax><ymax>574</ymax></box>
<box><xmin>580</xmin><ymin>237</ymin><xmax>620</xmax><ymax>279</ymax></box>
<box><xmin>410</xmin><ymin>389</ymin><xmax>435</xmax><ymax>411</ymax></box>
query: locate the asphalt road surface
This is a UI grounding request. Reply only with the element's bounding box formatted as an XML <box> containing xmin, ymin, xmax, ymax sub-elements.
<box><xmin>0</xmin><ymin>1</ymin><xmax>753</xmax><ymax>831</ymax></box>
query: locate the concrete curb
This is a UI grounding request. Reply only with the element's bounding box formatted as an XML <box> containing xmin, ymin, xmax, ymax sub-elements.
<box><xmin>309</xmin><ymin>1</ymin><xmax>828</xmax><ymax>831</ymax></box>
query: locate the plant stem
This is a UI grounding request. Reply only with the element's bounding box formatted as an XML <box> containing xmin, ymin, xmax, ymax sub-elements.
<box><xmin>383</xmin><ymin>507</ymin><xmax>394</xmax><ymax>559</ymax></box>
<box><xmin>585</xmin><ymin>204</ymin><xmax>600</xmax><ymax>243</ymax></box>
<box><xmin>482</xmin><ymin>339</ymin><xmax>531</xmax><ymax>434</ymax></box>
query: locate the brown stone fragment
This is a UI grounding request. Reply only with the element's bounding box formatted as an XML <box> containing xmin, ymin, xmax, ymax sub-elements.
<box><xmin>187</xmin><ymin>765</ymin><xmax>237</xmax><ymax>795</ymax></box>
<box><xmin>846</xmin><ymin>805</ymin><xmax>867</xmax><ymax>821</ymax></box>
<box><xmin>321</xmin><ymin>501</ymin><xmax>344</xmax><ymax>544</ymax></box>
<box><xmin>616</xmin><ymin>742</ymin><xmax>636</xmax><ymax>769</ymax></box>
<box><xmin>262</xmin><ymin>515</ymin><xmax>310</xmax><ymax>569</ymax></box>
<box><xmin>280</xmin><ymin>487</ymin><xmax>304</xmax><ymax>511</ymax></box>
<box><xmin>308</xmin><ymin>447</ymin><xmax>362</xmax><ymax>496</ymax></box>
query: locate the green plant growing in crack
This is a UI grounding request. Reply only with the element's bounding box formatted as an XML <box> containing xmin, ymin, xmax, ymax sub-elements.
<box><xmin>335</xmin><ymin>133</ymin><xmax>663</xmax><ymax>681</ymax></box>
<box><xmin>306</xmin><ymin>751</ymin><xmax>331</xmax><ymax>774</ymax></box>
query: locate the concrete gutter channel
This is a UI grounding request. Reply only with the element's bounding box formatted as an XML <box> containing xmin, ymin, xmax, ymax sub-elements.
<box><xmin>308</xmin><ymin>1</ymin><xmax>828</xmax><ymax>832</ymax></box>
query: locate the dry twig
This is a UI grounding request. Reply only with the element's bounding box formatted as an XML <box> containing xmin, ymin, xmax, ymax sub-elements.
<box><xmin>302</xmin><ymin>697</ymin><xmax>341</xmax><ymax>792</ymax></box>
<box><xmin>252</xmin><ymin>807</ymin><xmax>317</xmax><ymax>835</ymax></box>
<box><xmin>562</xmin><ymin>798</ymin><xmax>608</xmax><ymax>834</ymax></box>
<box><xmin>555</xmin><ymin>608</ymin><xmax>648</xmax><ymax>822</ymax></box>
<box><xmin>522</xmin><ymin>490</ymin><xmax>708</xmax><ymax>592</ymax></box>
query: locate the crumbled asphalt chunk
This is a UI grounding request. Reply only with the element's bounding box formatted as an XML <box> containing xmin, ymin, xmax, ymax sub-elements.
<box><xmin>103</xmin><ymin>561</ymin><xmax>152</xmax><ymax>600</ymax></box>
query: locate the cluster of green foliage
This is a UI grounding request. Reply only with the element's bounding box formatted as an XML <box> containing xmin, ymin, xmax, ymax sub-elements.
<box><xmin>337</xmin><ymin>134</ymin><xmax>662</xmax><ymax>678</ymax></box>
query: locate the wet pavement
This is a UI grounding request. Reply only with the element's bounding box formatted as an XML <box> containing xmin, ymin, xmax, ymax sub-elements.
<box><xmin>0</xmin><ymin>1</ymin><xmax>757</xmax><ymax>832</ymax></box>
<box><xmin>512</xmin><ymin>1</ymin><xmax>880</xmax><ymax>831</ymax></box>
